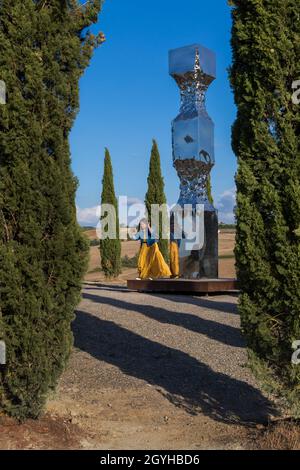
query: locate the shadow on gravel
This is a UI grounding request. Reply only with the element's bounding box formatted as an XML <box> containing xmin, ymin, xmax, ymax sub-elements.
<box><xmin>83</xmin><ymin>283</ymin><xmax>240</xmax><ymax>315</ymax></box>
<box><xmin>73</xmin><ymin>309</ymin><xmax>278</xmax><ymax>425</ymax></box>
<box><xmin>82</xmin><ymin>292</ymin><xmax>244</xmax><ymax>348</ymax></box>
<box><xmin>83</xmin><ymin>282</ymin><xmax>129</xmax><ymax>293</ymax></box>
<box><xmin>154</xmin><ymin>294</ymin><xmax>239</xmax><ymax>315</ymax></box>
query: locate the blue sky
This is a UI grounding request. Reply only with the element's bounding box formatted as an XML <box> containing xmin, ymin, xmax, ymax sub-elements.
<box><xmin>73</xmin><ymin>0</ymin><xmax>237</xmax><ymax>225</ymax></box>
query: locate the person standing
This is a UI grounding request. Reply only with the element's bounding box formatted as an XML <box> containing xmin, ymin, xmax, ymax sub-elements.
<box><xmin>133</xmin><ymin>218</ymin><xmax>171</xmax><ymax>280</ymax></box>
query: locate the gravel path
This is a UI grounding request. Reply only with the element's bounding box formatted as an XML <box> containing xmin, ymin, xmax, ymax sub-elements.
<box><xmin>47</xmin><ymin>282</ymin><xmax>278</xmax><ymax>449</ymax></box>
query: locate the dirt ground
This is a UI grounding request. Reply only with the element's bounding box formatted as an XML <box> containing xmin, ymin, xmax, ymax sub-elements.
<box><xmin>1</xmin><ymin>285</ymin><xmax>273</xmax><ymax>451</ymax></box>
<box><xmin>0</xmin><ymin>301</ymin><xmax>284</xmax><ymax>448</ymax></box>
<box><xmin>1</xmin><ymin>230</ymin><xmax>297</xmax><ymax>450</ymax></box>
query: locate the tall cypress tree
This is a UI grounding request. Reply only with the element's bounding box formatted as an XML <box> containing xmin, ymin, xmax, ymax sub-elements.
<box><xmin>0</xmin><ymin>0</ymin><xmax>104</xmax><ymax>419</ymax></box>
<box><xmin>229</xmin><ymin>0</ymin><xmax>300</xmax><ymax>414</ymax></box>
<box><xmin>145</xmin><ymin>140</ymin><xmax>169</xmax><ymax>262</ymax></box>
<box><xmin>99</xmin><ymin>149</ymin><xmax>121</xmax><ymax>278</ymax></box>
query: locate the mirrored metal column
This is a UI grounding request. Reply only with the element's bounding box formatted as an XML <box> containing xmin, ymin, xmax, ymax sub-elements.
<box><xmin>169</xmin><ymin>44</ymin><xmax>218</xmax><ymax>279</ymax></box>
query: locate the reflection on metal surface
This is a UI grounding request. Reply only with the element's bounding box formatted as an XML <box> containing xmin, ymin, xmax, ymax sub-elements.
<box><xmin>169</xmin><ymin>44</ymin><xmax>216</xmax><ymax>209</ymax></box>
<box><xmin>169</xmin><ymin>44</ymin><xmax>218</xmax><ymax>279</ymax></box>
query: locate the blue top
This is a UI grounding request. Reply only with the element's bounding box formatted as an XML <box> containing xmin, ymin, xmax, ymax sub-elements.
<box><xmin>133</xmin><ymin>227</ymin><xmax>158</xmax><ymax>247</ymax></box>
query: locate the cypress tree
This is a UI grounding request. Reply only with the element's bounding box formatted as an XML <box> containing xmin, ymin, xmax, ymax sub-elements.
<box><xmin>229</xmin><ymin>0</ymin><xmax>300</xmax><ymax>414</ymax></box>
<box><xmin>0</xmin><ymin>0</ymin><xmax>104</xmax><ymax>419</ymax></box>
<box><xmin>99</xmin><ymin>149</ymin><xmax>121</xmax><ymax>278</ymax></box>
<box><xmin>145</xmin><ymin>140</ymin><xmax>169</xmax><ymax>262</ymax></box>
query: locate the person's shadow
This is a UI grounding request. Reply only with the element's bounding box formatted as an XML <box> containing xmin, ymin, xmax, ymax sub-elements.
<box><xmin>73</xmin><ymin>309</ymin><xmax>278</xmax><ymax>425</ymax></box>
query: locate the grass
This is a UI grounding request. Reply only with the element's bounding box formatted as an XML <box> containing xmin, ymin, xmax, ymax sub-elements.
<box><xmin>219</xmin><ymin>224</ymin><xmax>236</xmax><ymax>229</ymax></box>
<box><xmin>252</xmin><ymin>419</ymin><xmax>300</xmax><ymax>450</ymax></box>
<box><xmin>88</xmin><ymin>267</ymin><xmax>102</xmax><ymax>274</ymax></box>
<box><xmin>88</xmin><ymin>249</ymin><xmax>235</xmax><ymax>274</ymax></box>
<box><xmin>121</xmin><ymin>254</ymin><xmax>138</xmax><ymax>268</ymax></box>
<box><xmin>88</xmin><ymin>254</ymin><xmax>138</xmax><ymax>273</ymax></box>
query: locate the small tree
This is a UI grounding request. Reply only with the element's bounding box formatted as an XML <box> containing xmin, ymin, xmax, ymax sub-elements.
<box><xmin>99</xmin><ymin>149</ymin><xmax>121</xmax><ymax>278</ymax></box>
<box><xmin>145</xmin><ymin>140</ymin><xmax>169</xmax><ymax>261</ymax></box>
<box><xmin>229</xmin><ymin>0</ymin><xmax>300</xmax><ymax>414</ymax></box>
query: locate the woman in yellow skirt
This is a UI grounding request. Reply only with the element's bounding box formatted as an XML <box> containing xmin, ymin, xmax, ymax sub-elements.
<box><xmin>169</xmin><ymin>214</ymin><xmax>180</xmax><ymax>278</ymax></box>
<box><xmin>170</xmin><ymin>238</ymin><xmax>180</xmax><ymax>278</ymax></box>
<box><xmin>133</xmin><ymin>218</ymin><xmax>171</xmax><ymax>280</ymax></box>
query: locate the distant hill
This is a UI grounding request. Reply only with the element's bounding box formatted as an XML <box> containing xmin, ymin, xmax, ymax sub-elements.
<box><xmin>219</xmin><ymin>224</ymin><xmax>236</xmax><ymax>230</ymax></box>
<box><xmin>82</xmin><ymin>228</ymin><xmax>97</xmax><ymax>241</ymax></box>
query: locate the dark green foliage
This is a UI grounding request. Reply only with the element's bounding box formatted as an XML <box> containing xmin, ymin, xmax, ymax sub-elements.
<box><xmin>99</xmin><ymin>149</ymin><xmax>121</xmax><ymax>278</ymax></box>
<box><xmin>145</xmin><ymin>140</ymin><xmax>169</xmax><ymax>262</ymax></box>
<box><xmin>229</xmin><ymin>0</ymin><xmax>300</xmax><ymax>414</ymax></box>
<box><xmin>0</xmin><ymin>0</ymin><xmax>104</xmax><ymax>419</ymax></box>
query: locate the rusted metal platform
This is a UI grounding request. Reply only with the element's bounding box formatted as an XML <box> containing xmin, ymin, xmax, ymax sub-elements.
<box><xmin>127</xmin><ymin>278</ymin><xmax>239</xmax><ymax>295</ymax></box>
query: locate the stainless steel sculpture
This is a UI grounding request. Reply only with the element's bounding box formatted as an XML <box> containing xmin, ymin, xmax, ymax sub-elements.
<box><xmin>169</xmin><ymin>44</ymin><xmax>218</xmax><ymax>279</ymax></box>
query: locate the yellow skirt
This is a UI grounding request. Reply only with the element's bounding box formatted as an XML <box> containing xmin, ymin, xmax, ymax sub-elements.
<box><xmin>138</xmin><ymin>242</ymin><xmax>171</xmax><ymax>279</ymax></box>
<box><xmin>170</xmin><ymin>241</ymin><xmax>180</xmax><ymax>278</ymax></box>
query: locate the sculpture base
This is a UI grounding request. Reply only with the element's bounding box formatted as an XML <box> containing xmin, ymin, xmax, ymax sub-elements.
<box><xmin>198</xmin><ymin>209</ymin><xmax>218</xmax><ymax>278</ymax></box>
<box><xmin>127</xmin><ymin>278</ymin><xmax>238</xmax><ymax>295</ymax></box>
<box><xmin>178</xmin><ymin>208</ymin><xmax>219</xmax><ymax>279</ymax></box>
